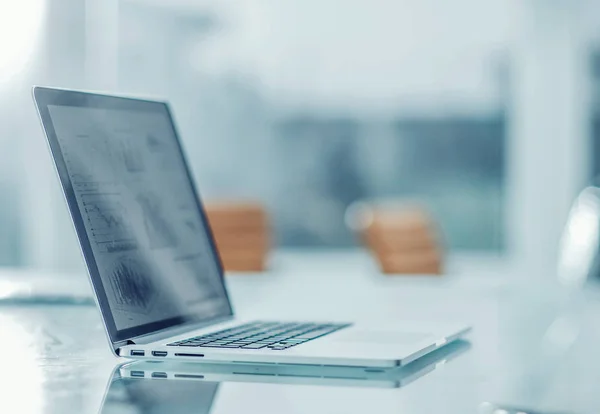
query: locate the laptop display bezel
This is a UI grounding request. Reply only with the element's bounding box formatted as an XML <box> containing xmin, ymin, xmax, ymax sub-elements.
<box><xmin>32</xmin><ymin>86</ymin><xmax>234</xmax><ymax>344</ymax></box>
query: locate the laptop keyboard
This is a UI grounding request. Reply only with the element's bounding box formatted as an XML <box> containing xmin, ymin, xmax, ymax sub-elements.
<box><xmin>167</xmin><ymin>321</ymin><xmax>351</xmax><ymax>350</ymax></box>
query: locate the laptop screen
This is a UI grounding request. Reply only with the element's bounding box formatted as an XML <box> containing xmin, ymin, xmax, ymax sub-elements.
<box><xmin>34</xmin><ymin>88</ymin><xmax>232</xmax><ymax>342</ymax></box>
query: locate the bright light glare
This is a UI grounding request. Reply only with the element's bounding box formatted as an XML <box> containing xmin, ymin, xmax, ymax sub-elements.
<box><xmin>0</xmin><ymin>280</ymin><xmax>21</xmax><ymax>299</ymax></box>
<box><xmin>557</xmin><ymin>188</ymin><xmax>600</xmax><ymax>288</ymax></box>
<box><xmin>0</xmin><ymin>316</ymin><xmax>43</xmax><ymax>414</ymax></box>
<box><xmin>0</xmin><ymin>0</ymin><xmax>45</xmax><ymax>83</ymax></box>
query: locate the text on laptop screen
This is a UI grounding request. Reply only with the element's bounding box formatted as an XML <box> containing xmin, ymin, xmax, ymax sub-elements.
<box><xmin>47</xmin><ymin>104</ymin><xmax>231</xmax><ymax>333</ymax></box>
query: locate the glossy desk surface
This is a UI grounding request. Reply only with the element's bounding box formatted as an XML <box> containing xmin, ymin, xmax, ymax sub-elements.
<box><xmin>0</xmin><ymin>251</ymin><xmax>599</xmax><ymax>414</ymax></box>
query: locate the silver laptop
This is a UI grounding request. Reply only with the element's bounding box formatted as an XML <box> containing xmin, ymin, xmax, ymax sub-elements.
<box><xmin>33</xmin><ymin>86</ymin><xmax>470</xmax><ymax>368</ymax></box>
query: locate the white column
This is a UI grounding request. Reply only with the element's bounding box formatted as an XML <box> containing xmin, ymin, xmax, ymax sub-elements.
<box><xmin>21</xmin><ymin>0</ymin><xmax>119</xmax><ymax>271</ymax></box>
<box><xmin>507</xmin><ymin>0</ymin><xmax>591</xmax><ymax>279</ymax></box>
<box><xmin>85</xmin><ymin>0</ymin><xmax>119</xmax><ymax>90</ymax></box>
<box><xmin>22</xmin><ymin>0</ymin><xmax>87</xmax><ymax>271</ymax></box>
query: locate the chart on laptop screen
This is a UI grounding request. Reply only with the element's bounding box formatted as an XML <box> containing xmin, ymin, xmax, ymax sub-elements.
<box><xmin>47</xmin><ymin>104</ymin><xmax>229</xmax><ymax>331</ymax></box>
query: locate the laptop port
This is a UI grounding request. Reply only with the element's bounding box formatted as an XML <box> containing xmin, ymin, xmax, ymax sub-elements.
<box><xmin>130</xmin><ymin>371</ymin><xmax>144</xmax><ymax>378</ymax></box>
<box><xmin>152</xmin><ymin>351</ymin><xmax>168</xmax><ymax>357</ymax></box>
<box><xmin>152</xmin><ymin>372</ymin><xmax>167</xmax><ymax>378</ymax></box>
<box><xmin>174</xmin><ymin>374</ymin><xmax>205</xmax><ymax>379</ymax></box>
<box><xmin>130</xmin><ymin>350</ymin><xmax>145</xmax><ymax>357</ymax></box>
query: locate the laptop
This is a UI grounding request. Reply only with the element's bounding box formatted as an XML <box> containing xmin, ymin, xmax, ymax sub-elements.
<box><xmin>33</xmin><ymin>86</ymin><xmax>470</xmax><ymax>368</ymax></box>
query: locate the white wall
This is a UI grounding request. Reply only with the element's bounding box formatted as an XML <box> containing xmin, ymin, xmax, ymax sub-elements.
<box><xmin>193</xmin><ymin>0</ymin><xmax>512</xmax><ymax>114</ymax></box>
<box><xmin>20</xmin><ymin>0</ymin><xmax>93</xmax><ymax>271</ymax></box>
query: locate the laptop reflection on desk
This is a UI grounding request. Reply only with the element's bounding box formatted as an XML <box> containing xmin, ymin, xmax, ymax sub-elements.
<box><xmin>101</xmin><ymin>373</ymin><xmax>218</xmax><ymax>414</ymax></box>
<box><xmin>99</xmin><ymin>340</ymin><xmax>470</xmax><ymax>413</ymax></box>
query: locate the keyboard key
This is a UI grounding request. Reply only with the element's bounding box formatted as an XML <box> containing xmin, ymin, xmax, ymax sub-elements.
<box><xmin>294</xmin><ymin>328</ymin><xmax>337</xmax><ymax>340</ymax></box>
<box><xmin>199</xmin><ymin>344</ymin><xmax>233</xmax><ymax>348</ymax></box>
<box><xmin>269</xmin><ymin>342</ymin><xmax>291</xmax><ymax>347</ymax></box>
<box><xmin>250</xmin><ymin>335</ymin><xmax>272</xmax><ymax>340</ymax></box>
<box><xmin>280</xmin><ymin>330</ymin><xmax>310</xmax><ymax>338</ymax></box>
<box><xmin>241</xmin><ymin>343</ymin><xmax>267</xmax><ymax>349</ymax></box>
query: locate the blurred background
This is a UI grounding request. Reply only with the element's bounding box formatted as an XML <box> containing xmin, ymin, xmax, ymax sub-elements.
<box><xmin>0</xmin><ymin>0</ymin><xmax>598</xmax><ymax>278</ymax></box>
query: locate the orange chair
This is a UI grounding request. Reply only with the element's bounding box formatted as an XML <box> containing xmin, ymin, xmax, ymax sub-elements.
<box><xmin>205</xmin><ymin>202</ymin><xmax>271</xmax><ymax>272</ymax></box>
<box><xmin>348</xmin><ymin>202</ymin><xmax>444</xmax><ymax>275</ymax></box>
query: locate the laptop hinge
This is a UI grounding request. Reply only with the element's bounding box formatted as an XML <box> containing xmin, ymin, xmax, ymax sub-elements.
<box><xmin>114</xmin><ymin>340</ymin><xmax>132</xmax><ymax>348</ymax></box>
<box><xmin>123</xmin><ymin>315</ymin><xmax>235</xmax><ymax>346</ymax></box>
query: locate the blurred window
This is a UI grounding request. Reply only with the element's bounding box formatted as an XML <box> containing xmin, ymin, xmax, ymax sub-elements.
<box><xmin>273</xmin><ymin>115</ymin><xmax>505</xmax><ymax>250</ymax></box>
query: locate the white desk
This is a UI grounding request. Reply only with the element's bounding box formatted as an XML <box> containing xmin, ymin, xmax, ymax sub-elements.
<box><xmin>0</xmin><ymin>250</ymin><xmax>598</xmax><ymax>414</ymax></box>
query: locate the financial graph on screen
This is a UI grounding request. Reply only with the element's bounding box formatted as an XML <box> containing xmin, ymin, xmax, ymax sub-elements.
<box><xmin>62</xmin><ymin>133</ymin><xmax>115</xmax><ymax>192</ymax></box>
<box><xmin>82</xmin><ymin>193</ymin><xmax>138</xmax><ymax>253</ymax></box>
<box><xmin>109</xmin><ymin>257</ymin><xmax>156</xmax><ymax>311</ymax></box>
<box><xmin>120</xmin><ymin>138</ymin><xmax>145</xmax><ymax>173</ymax></box>
<box><xmin>136</xmin><ymin>193</ymin><xmax>178</xmax><ymax>249</ymax></box>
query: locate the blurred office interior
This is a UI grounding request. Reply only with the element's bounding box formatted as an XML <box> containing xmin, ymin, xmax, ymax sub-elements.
<box><xmin>0</xmin><ymin>0</ymin><xmax>598</xmax><ymax>279</ymax></box>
